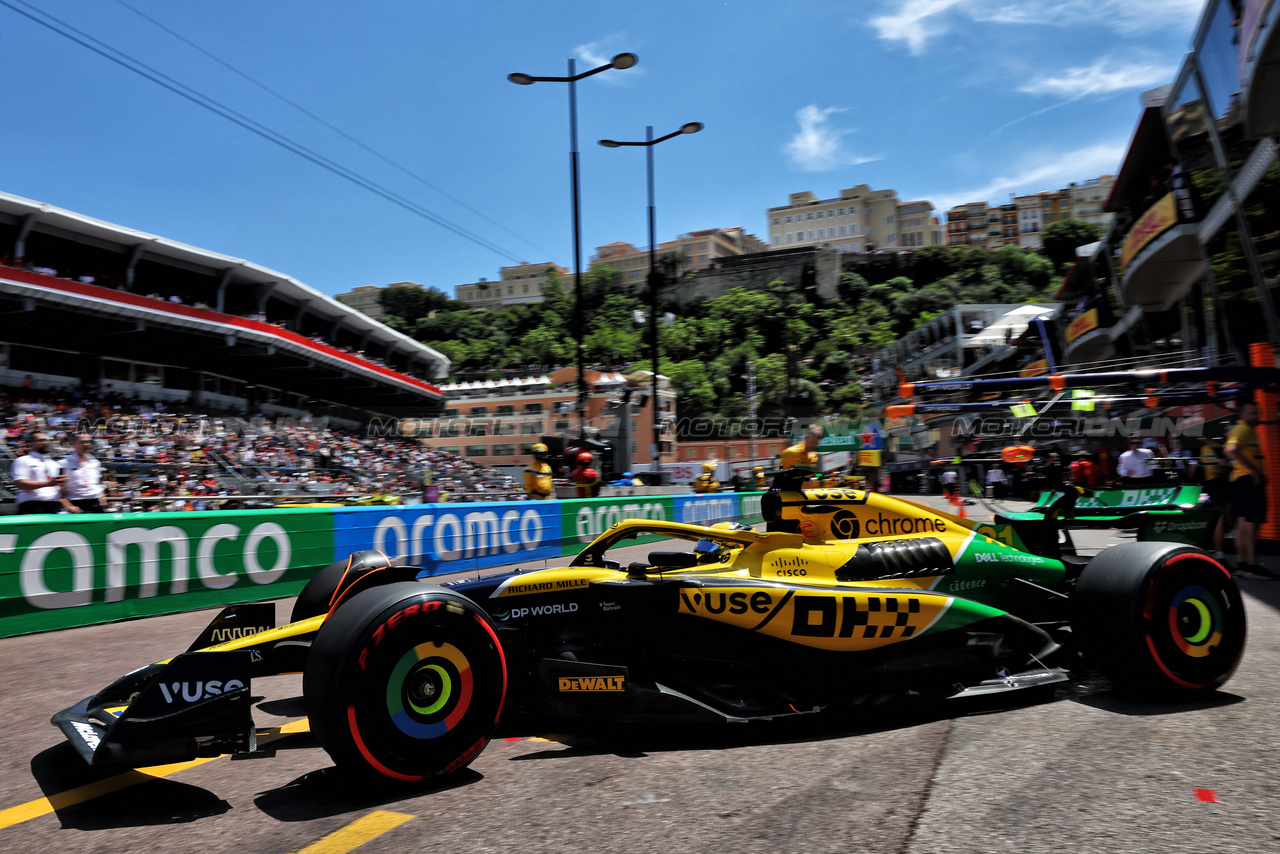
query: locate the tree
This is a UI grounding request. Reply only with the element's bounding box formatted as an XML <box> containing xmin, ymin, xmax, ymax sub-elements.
<box><xmin>378</xmin><ymin>285</ymin><xmax>451</xmax><ymax>322</ymax></box>
<box><xmin>1040</xmin><ymin>219</ymin><xmax>1103</xmax><ymax>271</ymax></box>
<box><xmin>540</xmin><ymin>269</ymin><xmax>572</xmax><ymax>326</ymax></box>
<box><xmin>837</xmin><ymin>271</ymin><xmax>870</xmax><ymax>305</ymax></box>
<box><xmin>907</xmin><ymin>244</ymin><xmax>960</xmax><ymax>287</ymax></box>
<box><xmin>518</xmin><ymin>326</ymin><xmax>570</xmax><ymax>366</ymax></box>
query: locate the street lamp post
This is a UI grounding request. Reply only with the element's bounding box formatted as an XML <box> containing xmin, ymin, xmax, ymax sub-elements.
<box><xmin>598</xmin><ymin>121</ymin><xmax>703</xmax><ymax>474</ymax></box>
<box><xmin>508</xmin><ymin>53</ymin><xmax>637</xmax><ymax>436</ymax></box>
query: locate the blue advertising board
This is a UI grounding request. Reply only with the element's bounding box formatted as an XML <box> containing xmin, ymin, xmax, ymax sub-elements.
<box><xmin>331</xmin><ymin>501</ymin><xmax>564</xmax><ymax>577</ymax></box>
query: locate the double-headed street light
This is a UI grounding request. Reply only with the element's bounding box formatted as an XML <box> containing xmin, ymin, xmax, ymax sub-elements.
<box><xmin>598</xmin><ymin>121</ymin><xmax>703</xmax><ymax>474</ymax></box>
<box><xmin>508</xmin><ymin>52</ymin><xmax>638</xmax><ymax>436</ymax></box>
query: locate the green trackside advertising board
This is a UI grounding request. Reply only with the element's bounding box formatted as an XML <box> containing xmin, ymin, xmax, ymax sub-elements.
<box><xmin>0</xmin><ymin>509</ymin><xmax>334</xmax><ymax>637</ymax></box>
<box><xmin>737</xmin><ymin>491</ymin><xmax>766</xmax><ymax>526</ymax></box>
<box><xmin>559</xmin><ymin>495</ymin><xmax>678</xmax><ymax>555</ymax></box>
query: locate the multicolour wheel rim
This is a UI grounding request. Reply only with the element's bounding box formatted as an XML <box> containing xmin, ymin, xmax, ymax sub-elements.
<box><xmin>1167</xmin><ymin>584</ymin><xmax>1223</xmax><ymax>658</ymax></box>
<box><xmin>385</xmin><ymin>641</ymin><xmax>473</xmax><ymax>739</ymax></box>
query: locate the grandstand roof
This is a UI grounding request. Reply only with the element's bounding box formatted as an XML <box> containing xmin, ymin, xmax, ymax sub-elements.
<box><xmin>0</xmin><ymin>190</ymin><xmax>447</xmax><ymax>415</ymax></box>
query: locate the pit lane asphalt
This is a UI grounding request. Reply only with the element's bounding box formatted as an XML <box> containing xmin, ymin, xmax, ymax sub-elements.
<box><xmin>1</xmin><ymin>494</ymin><xmax>1277</xmax><ymax>853</ymax></box>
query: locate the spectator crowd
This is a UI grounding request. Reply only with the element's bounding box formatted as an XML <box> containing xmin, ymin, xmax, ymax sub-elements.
<box><xmin>2</xmin><ymin>385</ymin><xmax>520</xmax><ymax>513</ymax></box>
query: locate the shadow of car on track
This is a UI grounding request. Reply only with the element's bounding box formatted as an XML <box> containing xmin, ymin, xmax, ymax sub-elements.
<box><xmin>29</xmin><ymin>743</ymin><xmax>231</xmax><ymax>830</ymax></box>
<box><xmin>253</xmin><ymin>766</ymin><xmax>483</xmax><ymax>822</ymax></box>
<box><xmin>1235</xmin><ymin>576</ymin><xmax>1280</xmax><ymax>615</ymax></box>
<box><xmin>498</xmin><ymin>684</ymin><xmax>1064</xmax><ymax>764</ymax></box>
<box><xmin>1059</xmin><ymin>672</ymin><xmax>1246</xmax><ymax>716</ymax></box>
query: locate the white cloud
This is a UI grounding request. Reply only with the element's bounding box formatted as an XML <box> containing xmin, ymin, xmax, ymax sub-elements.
<box><xmin>871</xmin><ymin>0</ymin><xmax>1204</xmax><ymax>54</ymax></box>
<box><xmin>784</xmin><ymin>105</ymin><xmax>879</xmax><ymax>172</ymax></box>
<box><xmin>972</xmin><ymin>0</ymin><xmax>1205</xmax><ymax>34</ymax></box>
<box><xmin>1017</xmin><ymin>56</ymin><xmax>1176</xmax><ymax>99</ymax></box>
<box><xmin>931</xmin><ymin>140</ymin><xmax>1126</xmax><ymax>212</ymax></box>
<box><xmin>868</xmin><ymin>0</ymin><xmax>966</xmax><ymax>55</ymax></box>
<box><xmin>573</xmin><ymin>35</ymin><xmax>640</xmax><ymax>82</ymax></box>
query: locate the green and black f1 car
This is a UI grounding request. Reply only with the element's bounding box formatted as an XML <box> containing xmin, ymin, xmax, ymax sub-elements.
<box><xmin>53</xmin><ymin>483</ymin><xmax>1246</xmax><ymax>783</ymax></box>
<box><xmin>995</xmin><ymin>484</ymin><xmax>1220</xmax><ymax>550</ymax></box>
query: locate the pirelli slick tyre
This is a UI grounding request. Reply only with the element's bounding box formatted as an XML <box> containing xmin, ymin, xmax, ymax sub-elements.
<box><xmin>1072</xmin><ymin>542</ymin><xmax>1246</xmax><ymax>695</ymax></box>
<box><xmin>291</xmin><ymin>551</ymin><xmax>393</xmax><ymax>623</ymax></box>
<box><xmin>304</xmin><ymin>582</ymin><xmax>507</xmax><ymax>783</ymax></box>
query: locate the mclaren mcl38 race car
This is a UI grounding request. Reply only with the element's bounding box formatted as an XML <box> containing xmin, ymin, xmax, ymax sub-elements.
<box><xmin>53</xmin><ymin>481</ymin><xmax>1247</xmax><ymax>784</ymax></box>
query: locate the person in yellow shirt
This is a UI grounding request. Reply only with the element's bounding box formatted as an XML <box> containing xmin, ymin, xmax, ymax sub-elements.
<box><xmin>753</xmin><ymin>466</ymin><xmax>767</xmax><ymax>489</ymax></box>
<box><xmin>1201</xmin><ymin>434</ymin><xmax>1230</xmax><ymax>557</ymax></box>
<box><xmin>1225</xmin><ymin>402</ymin><xmax>1274</xmax><ymax>577</ymax></box>
<box><xmin>692</xmin><ymin>461</ymin><xmax>720</xmax><ymax>493</ymax></box>
<box><xmin>780</xmin><ymin>424</ymin><xmax>823</xmax><ymax>472</ymax></box>
<box><xmin>523</xmin><ymin>442</ymin><xmax>554</xmax><ymax>500</ymax></box>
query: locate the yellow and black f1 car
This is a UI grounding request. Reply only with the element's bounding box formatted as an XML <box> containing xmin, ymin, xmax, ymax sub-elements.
<box><xmin>52</xmin><ymin>483</ymin><xmax>1246</xmax><ymax>783</ymax></box>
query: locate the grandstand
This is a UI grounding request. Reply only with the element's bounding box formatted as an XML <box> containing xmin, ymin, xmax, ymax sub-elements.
<box><xmin>0</xmin><ymin>190</ymin><xmax>447</xmax><ymax>422</ymax></box>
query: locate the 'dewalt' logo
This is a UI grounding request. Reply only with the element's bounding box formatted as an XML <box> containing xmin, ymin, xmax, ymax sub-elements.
<box><xmin>677</xmin><ymin>587</ymin><xmax>951</xmax><ymax>652</ymax></box>
<box><xmin>558</xmin><ymin>676</ymin><xmax>626</xmax><ymax>692</ymax></box>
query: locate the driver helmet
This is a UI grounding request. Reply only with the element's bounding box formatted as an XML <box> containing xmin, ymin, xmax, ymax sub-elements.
<box><xmin>702</xmin><ymin>461</ymin><xmax>716</xmax><ymax>473</ymax></box>
<box><xmin>693</xmin><ymin>537</ymin><xmax>726</xmax><ymax>561</ymax></box>
<box><xmin>531</xmin><ymin>442</ymin><xmax>549</xmax><ymax>454</ymax></box>
<box><xmin>578</xmin><ymin>451</ymin><xmax>593</xmax><ymax>463</ymax></box>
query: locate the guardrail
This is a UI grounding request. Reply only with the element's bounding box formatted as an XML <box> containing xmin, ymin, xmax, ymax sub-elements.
<box><xmin>0</xmin><ymin>491</ymin><xmax>766</xmax><ymax>638</ymax></box>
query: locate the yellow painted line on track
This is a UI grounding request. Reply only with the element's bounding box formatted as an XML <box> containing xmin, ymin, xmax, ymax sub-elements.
<box><xmin>0</xmin><ymin>756</ymin><xmax>220</xmax><ymax>831</ymax></box>
<box><xmin>288</xmin><ymin>811</ymin><xmax>414</xmax><ymax>854</ymax></box>
<box><xmin>0</xmin><ymin>719</ymin><xmax>311</xmax><ymax>832</ymax></box>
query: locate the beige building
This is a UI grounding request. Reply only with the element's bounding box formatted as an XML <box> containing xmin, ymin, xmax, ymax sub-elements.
<box><xmin>767</xmin><ymin>185</ymin><xmax>942</xmax><ymax>253</ymax></box>
<box><xmin>403</xmin><ymin>369</ymin><xmax>676</xmax><ymax>470</ymax></box>
<box><xmin>454</xmin><ymin>261</ymin><xmax>570</xmax><ymax>311</ymax></box>
<box><xmin>589</xmin><ymin>228</ymin><xmax>767</xmax><ymax>293</ymax></box>
<box><xmin>334</xmin><ymin>280</ymin><xmax>423</xmax><ymax>317</ymax></box>
<box><xmin>1067</xmin><ymin>175</ymin><xmax>1115</xmax><ymax>230</ymax></box>
<box><xmin>897</xmin><ymin>201</ymin><xmax>946</xmax><ymax>249</ymax></box>
<box><xmin>954</xmin><ymin>174</ymin><xmax>1114</xmax><ymax>251</ymax></box>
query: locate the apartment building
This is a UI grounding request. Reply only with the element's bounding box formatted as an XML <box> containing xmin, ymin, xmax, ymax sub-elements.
<box><xmin>334</xmin><ymin>280</ymin><xmax>424</xmax><ymax>318</ymax></box>
<box><xmin>956</xmin><ymin>175</ymin><xmax>1114</xmax><ymax>251</ymax></box>
<box><xmin>403</xmin><ymin>368</ymin><xmax>677</xmax><ymax>470</ymax></box>
<box><xmin>454</xmin><ymin>261</ymin><xmax>570</xmax><ymax>311</ymax></box>
<box><xmin>1012</xmin><ymin>191</ymin><xmax>1069</xmax><ymax>249</ymax></box>
<box><xmin>588</xmin><ymin>228</ymin><xmax>767</xmax><ymax>292</ymax></box>
<box><xmin>767</xmin><ymin>185</ymin><xmax>942</xmax><ymax>252</ymax></box>
<box><xmin>1067</xmin><ymin>175</ymin><xmax>1115</xmax><ymax>230</ymax></box>
<box><xmin>897</xmin><ymin>201</ymin><xmax>946</xmax><ymax>249</ymax></box>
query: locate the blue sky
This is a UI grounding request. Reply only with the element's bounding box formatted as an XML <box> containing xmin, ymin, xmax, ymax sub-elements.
<box><xmin>0</xmin><ymin>0</ymin><xmax>1205</xmax><ymax>299</ymax></box>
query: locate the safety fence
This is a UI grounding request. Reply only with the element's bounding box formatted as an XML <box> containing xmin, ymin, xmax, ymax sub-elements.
<box><xmin>0</xmin><ymin>491</ymin><xmax>765</xmax><ymax>638</ymax></box>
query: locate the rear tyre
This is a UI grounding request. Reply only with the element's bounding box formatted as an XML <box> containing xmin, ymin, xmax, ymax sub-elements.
<box><xmin>1072</xmin><ymin>542</ymin><xmax>1245</xmax><ymax>695</ymax></box>
<box><xmin>304</xmin><ymin>582</ymin><xmax>507</xmax><ymax>783</ymax></box>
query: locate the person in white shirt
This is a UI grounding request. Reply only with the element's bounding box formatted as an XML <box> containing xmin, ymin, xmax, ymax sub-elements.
<box><xmin>1117</xmin><ymin>438</ymin><xmax>1156</xmax><ymax>484</ymax></box>
<box><xmin>986</xmin><ymin>465</ymin><xmax>1008</xmax><ymax>499</ymax></box>
<box><xmin>939</xmin><ymin>468</ymin><xmax>958</xmax><ymax>499</ymax></box>
<box><xmin>11</xmin><ymin>431</ymin><xmax>66</xmax><ymax>514</ymax></box>
<box><xmin>60</xmin><ymin>433</ymin><xmax>106</xmax><ymax>513</ymax></box>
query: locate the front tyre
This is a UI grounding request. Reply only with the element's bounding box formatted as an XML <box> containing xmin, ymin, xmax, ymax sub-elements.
<box><xmin>1072</xmin><ymin>542</ymin><xmax>1246</xmax><ymax>694</ymax></box>
<box><xmin>304</xmin><ymin>582</ymin><xmax>506</xmax><ymax>783</ymax></box>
